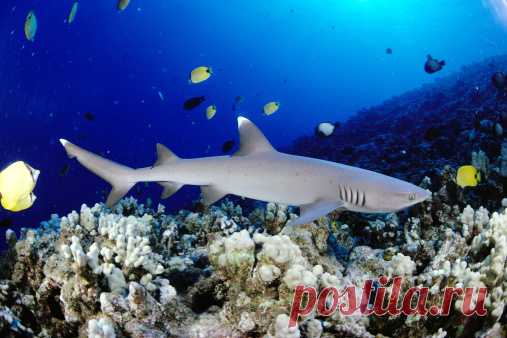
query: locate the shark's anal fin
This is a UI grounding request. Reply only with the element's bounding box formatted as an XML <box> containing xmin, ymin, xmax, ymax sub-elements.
<box><xmin>201</xmin><ymin>186</ymin><xmax>228</xmax><ymax>205</ymax></box>
<box><xmin>107</xmin><ymin>185</ymin><xmax>133</xmax><ymax>207</ymax></box>
<box><xmin>234</xmin><ymin>116</ymin><xmax>275</xmax><ymax>156</ymax></box>
<box><xmin>159</xmin><ymin>182</ymin><xmax>184</xmax><ymax>199</ymax></box>
<box><xmin>286</xmin><ymin>200</ymin><xmax>344</xmax><ymax>227</ymax></box>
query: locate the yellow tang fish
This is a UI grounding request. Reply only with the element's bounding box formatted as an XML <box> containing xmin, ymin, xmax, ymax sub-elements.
<box><xmin>117</xmin><ymin>0</ymin><xmax>130</xmax><ymax>11</ymax></box>
<box><xmin>206</xmin><ymin>105</ymin><xmax>217</xmax><ymax>120</ymax></box>
<box><xmin>24</xmin><ymin>11</ymin><xmax>37</xmax><ymax>42</ymax></box>
<box><xmin>0</xmin><ymin>161</ymin><xmax>40</xmax><ymax>212</ymax></box>
<box><xmin>263</xmin><ymin>101</ymin><xmax>280</xmax><ymax>116</ymax></box>
<box><xmin>68</xmin><ymin>2</ymin><xmax>79</xmax><ymax>24</ymax></box>
<box><xmin>456</xmin><ymin>165</ymin><xmax>480</xmax><ymax>188</ymax></box>
<box><xmin>190</xmin><ymin>66</ymin><xmax>212</xmax><ymax>84</ymax></box>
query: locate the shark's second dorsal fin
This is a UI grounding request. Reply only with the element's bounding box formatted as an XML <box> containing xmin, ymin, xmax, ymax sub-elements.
<box><xmin>235</xmin><ymin>116</ymin><xmax>275</xmax><ymax>156</ymax></box>
<box><xmin>154</xmin><ymin>143</ymin><xmax>179</xmax><ymax>167</ymax></box>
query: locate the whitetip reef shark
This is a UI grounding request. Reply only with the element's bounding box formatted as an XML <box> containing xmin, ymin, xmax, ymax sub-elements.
<box><xmin>60</xmin><ymin>116</ymin><xmax>430</xmax><ymax>226</ymax></box>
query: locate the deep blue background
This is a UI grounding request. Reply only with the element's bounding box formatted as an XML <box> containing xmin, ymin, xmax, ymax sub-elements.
<box><xmin>1</xmin><ymin>0</ymin><xmax>507</xmax><ymax>238</ymax></box>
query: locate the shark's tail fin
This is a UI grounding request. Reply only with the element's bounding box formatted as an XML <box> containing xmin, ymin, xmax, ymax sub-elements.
<box><xmin>59</xmin><ymin>139</ymin><xmax>136</xmax><ymax>207</ymax></box>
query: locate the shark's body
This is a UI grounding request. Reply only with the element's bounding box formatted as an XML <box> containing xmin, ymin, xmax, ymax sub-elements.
<box><xmin>60</xmin><ymin>117</ymin><xmax>430</xmax><ymax>226</ymax></box>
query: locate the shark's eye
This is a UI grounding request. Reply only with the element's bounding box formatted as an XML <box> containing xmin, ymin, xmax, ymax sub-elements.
<box><xmin>408</xmin><ymin>192</ymin><xmax>416</xmax><ymax>201</ymax></box>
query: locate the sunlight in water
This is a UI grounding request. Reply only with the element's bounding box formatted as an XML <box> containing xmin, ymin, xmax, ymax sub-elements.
<box><xmin>484</xmin><ymin>0</ymin><xmax>507</xmax><ymax>27</ymax></box>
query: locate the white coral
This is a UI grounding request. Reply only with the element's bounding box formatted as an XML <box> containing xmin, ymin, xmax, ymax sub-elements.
<box><xmin>257</xmin><ymin>264</ymin><xmax>281</xmax><ymax>283</ymax></box>
<box><xmin>87</xmin><ymin>243</ymin><xmax>102</xmax><ymax>274</ymax></box>
<box><xmin>102</xmin><ymin>263</ymin><xmax>127</xmax><ymax>294</ymax></box>
<box><xmin>70</xmin><ymin>236</ymin><xmax>87</xmax><ymax>268</ymax></box>
<box><xmin>387</xmin><ymin>253</ymin><xmax>416</xmax><ymax>276</ymax></box>
<box><xmin>283</xmin><ymin>264</ymin><xmax>318</xmax><ymax>289</ymax></box>
<box><xmin>270</xmin><ymin>314</ymin><xmax>300</xmax><ymax>338</ymax></box>
<box><xmin>254</xmin><ymin>233</ymin><xmax>305</xmax><ymax>266</ymax></box>
<box><xmin>87</xmin><ymin>317</ymin><xmax>116</xmax><ymax>338</ymax></box>
<box><xmin>156</xmin><ymin>278</ymin><xmax>177</xmax><ymax>305</ymax></box>
<box><xmin>211</xmin><ymin>229</ymin><xmax>255</xmax><ymax>268</ymax></box>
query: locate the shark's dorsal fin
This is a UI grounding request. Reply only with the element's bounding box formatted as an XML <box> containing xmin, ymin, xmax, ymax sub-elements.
<box><xmin>235</xmin><ymin>116</ymin><xmax>275</xmax><ymax>156</ymax></box>
<box><xmin>154</xmin><ymin>143</ymin><xmax>179</xmax><ymax>167</ymax></box>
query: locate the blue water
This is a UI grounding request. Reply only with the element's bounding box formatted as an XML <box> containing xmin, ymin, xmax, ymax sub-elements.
<box><xmin>0</xmin><ymin>0</ymin><xmax>506</xmax><ymax>234</ymax></box>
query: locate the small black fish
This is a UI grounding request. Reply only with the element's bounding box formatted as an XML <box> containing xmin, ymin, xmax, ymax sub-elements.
<box><xmin>232</xmin><ymin>96</ymin><xmax>244</xmax><ymax>111</ymax></box>
<box><xmin>424</xmin><ymin>55</ymin><xmax>445</xmax><ymax>74</ymax></box>
<box><xmin>59</xmin><ymin>163</ymin><xmax>71</xmax><ymax>177</ymax></box>
<box><xmin>222</xmin><ymin>140</ymin><xmax>235</xmax><ymax>153</ymax></box>
<box><xmin>0</xmin><ymin>218</ymin><xmax>13</xmax><ymax>227</ymax></box>
<box><xmin>386</xmin><ymin>48</ymin><xmax>393</xmax><ymax>55</ymax></box>
<box><xmin>183</xmin><ymin>96</ymin><xmax>206</xmax><ymax>110</ymax></box>
<box><xmin>492</xmin><ymin>71</ymin><xmax>507</xmax><ymax>92</ymax></box>
<box><xmin>84</xmin><ymin>112</ymin><xmax>95</xmax><ymax>121</ymax></box>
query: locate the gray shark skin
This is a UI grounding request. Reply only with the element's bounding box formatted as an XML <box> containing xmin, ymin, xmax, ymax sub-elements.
<box><xmin>59</xmin><ymin>116</ymin><xmax>430</xmax><ymax>226</ymax></box>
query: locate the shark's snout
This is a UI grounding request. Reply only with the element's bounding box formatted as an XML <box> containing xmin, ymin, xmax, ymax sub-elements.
<box><xmin>418</xmin><ymin>189</ymin><xmax>432</xmax><ymax>202</ymax></box>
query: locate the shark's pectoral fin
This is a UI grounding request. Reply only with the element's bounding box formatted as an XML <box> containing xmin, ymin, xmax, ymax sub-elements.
<box><xmin>201</xmin><ymin>186</ymin><xmax>228</xmax><ymax>205</ymax></box>
<box><xmin>159</xmin><ymin>182</ymin><xmax>184</xmax><ymax>199</ymax></box>
<box><xmin>286</xmin><ymin>200</ymin><xmax>344</xmax><ymax>227</ymax></box>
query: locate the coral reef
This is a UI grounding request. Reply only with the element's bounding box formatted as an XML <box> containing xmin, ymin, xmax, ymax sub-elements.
<box><xmin>0</xmin><ymin>193</ymin><xmax>506</xmax><ymax>337</ymax></box>
<box><xmin>3</xmin><ymin>56</ymin><xmax>507</xmax><ymax>337</ymax></box>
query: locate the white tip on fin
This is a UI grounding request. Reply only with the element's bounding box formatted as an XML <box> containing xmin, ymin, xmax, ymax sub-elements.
<box><xmin>59</xmin><ymin>139</ymin><xmax>69</xmax><ymax>146</ymax></box>
<box><xmin>237</xmin><ymin>116</ymin><xmax>249</xmax><ymax>127</ymax></box>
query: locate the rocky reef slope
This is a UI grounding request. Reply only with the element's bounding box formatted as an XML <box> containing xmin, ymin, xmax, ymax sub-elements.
<box><xmin>293</xmin><ymin>54</ymin><xmax>507</xmax><ymax>212</ymax></box>
<box><xmin>1</xmin><ymin>56</ymin><xmax>507</xmax><ymax>337</ymax></box>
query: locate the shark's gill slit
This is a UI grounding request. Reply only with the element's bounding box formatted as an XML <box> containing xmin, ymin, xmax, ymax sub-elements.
<box><xmin>361</xmin><ymin>191</ymin><xmax>366</xmax><ymax>207</ymax></box>
<box><xmin>339</xmin><ymin>185</ymin><xmax>343</xmax><ymax>200</ymax></box>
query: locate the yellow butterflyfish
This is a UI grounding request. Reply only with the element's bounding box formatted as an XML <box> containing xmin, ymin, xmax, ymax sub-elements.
<box><xmin>456</xmin><ymin>165</ymin><xmax>480</xmax><ymax>188</ymax></box>
<box><xmin>0</xmin><ymin>161</ymin><xmax>39</xmax><ymax>212</ymax></box>
<box><xmin>117</xmin><ymin>0</ymin><xmax>130</xmax><ymax>11</ymax></box>
<box><xmin>206</xmin><ymin>105</ymin><xmax>217</xmax><ymax>120</ymax></box>
<box><xmin>190</xmin><ymin>66</ymin><xmax>212</xmax><ymax>84</ymax></box>
<box><xmin>24</xmin><ymin>11</ymin><xmax>37</xmax><ymax>42</ymax></box>
<box><xmin>263</xmin><ymin>101</ymin><xmax>280</xmax><ymax>116</ymax></box>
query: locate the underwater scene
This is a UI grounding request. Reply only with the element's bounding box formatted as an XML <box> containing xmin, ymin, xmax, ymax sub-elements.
<box><xmin>3</xmin><ymin>0</ymin><xmax>507</xmax><ymax>337</ymax></box>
